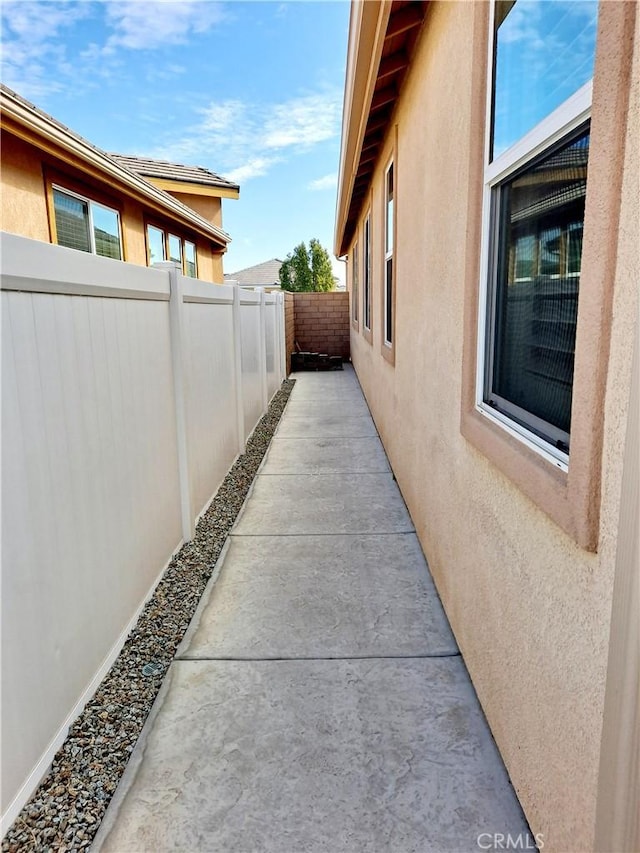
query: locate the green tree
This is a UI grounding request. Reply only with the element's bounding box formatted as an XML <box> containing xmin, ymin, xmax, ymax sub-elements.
<box><xmin>279</xmin><ymin>239</ymin><xmax>335</xmax><ymax>292</ymax></box>
<box><xmin>310</xmin><ymin>238</ymin><xmax>335</xmax><ymax>292</ymax></box>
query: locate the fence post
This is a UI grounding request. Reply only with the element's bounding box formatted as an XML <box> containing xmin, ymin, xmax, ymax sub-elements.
<box><xmin>273</xmin><ymin>293</ymin><xmax>281</xmax><ymax>385</ymax></box>
<box><xmin>232</xmin><ymin>285</ymin><xmax>246</xmax><ymax>454</ymax></box>
<box><xmin>160</xmin><ymin>262</ymin><xmax>195</xmax><ymax>543</ymax></box>
<box><xmin>259</xmin><ymin>289</ymin><xmax>268</xmax><ymax>412</ymax></box>
<box><xmin>279</xmin><ymin>293</ymin><xmax>286</xmax><ymax>380</ymax></box>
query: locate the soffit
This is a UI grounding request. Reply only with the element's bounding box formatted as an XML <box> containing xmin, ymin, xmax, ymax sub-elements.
<box><xmin>336</xmin><ymin>0</ymin><xmax>427</xmax><ymax>256</ymax></box>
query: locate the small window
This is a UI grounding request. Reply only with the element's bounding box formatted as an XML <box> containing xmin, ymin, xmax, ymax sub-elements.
<box><xmin>184</xmin><ymin>241</ymin><xmax>197</xmax><ymax>278</ymax></box>
<box><xmin>168</xmin><ymin>234</ymin><xmax>182</xmax><ymax>265</ymax></box>
<box><xmin>147</xmin><ymin>225</ymin><xmax>166</xmax><ymax>266</ymax></box>
<box><xmin>351</xmin><ymin>242</ymin><xmax>359</xmax><ymax>323</ymax></box>
<box><xmin>53</xmin><ymin>187</ymin><xmax>122</xmax><ymax>260</ymax></box>
<box><xmin>478</xmin><ymin>0</ymin><xmax>597</xmax><ymax>466</ymax></box>
<box><xmin>384</xmin><ymin>162</ymin><xmax>394</xmax><ymax>346</ymax></box>
<box><xmin>363</xmin><ymin>213</ymin><xmax>371</xmax><ymax>332</ymax></box>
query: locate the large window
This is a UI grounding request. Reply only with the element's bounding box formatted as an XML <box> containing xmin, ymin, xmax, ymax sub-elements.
<box><xmin>384</xmin><ymin>162</ymin><xmax>394</xmax><ymax>347</ymax></box>
<box><xmin>363</xmin><ymin>212</ymin><xmax>371</xmax><ymax>332</ymax></box>
<box><xmin>478</xmin><ymin>0</ymin><xmax>597</xmax><ymax>468</ymax></box>
<box><xmin>53</xmin><ymin>187</ymin><xmax>122</xmax><ymax>260</ymax></box>
<box><xmin>146</xmin><ymin>225</ymin><xmax>198</xmax><ymax>278</ymax></box>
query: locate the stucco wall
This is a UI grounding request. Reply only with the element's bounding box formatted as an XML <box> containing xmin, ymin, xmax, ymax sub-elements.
<box><xmin>346</xmin><ymin>3</ymin><xmax>638</xmax><ymax>851</ymax></box>
<box><xmin>0</xmin><ymin>132</ymin><xmax>50</xmax><ymax>241</ymax></box>
<box><xmin>172</xmin><ymin>192</ymin><xmax>222</xmax><ymax>228</ymax></box>
<box><xmin>0</xmin><ymin>133</ymin><xmax>225</xmax><ymax>283</ymax></box>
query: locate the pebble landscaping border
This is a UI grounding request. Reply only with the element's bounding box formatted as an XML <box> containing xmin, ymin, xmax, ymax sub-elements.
<box><xmin>3</xmin><ymin>378</ymin><xmax>295</xmax><ymax>853</ymax></box>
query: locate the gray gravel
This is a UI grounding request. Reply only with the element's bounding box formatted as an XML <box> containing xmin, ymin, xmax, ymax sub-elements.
<box><xmin>2</xmin><ymin>379</ymin><xmax>295</xmax><ymax>853</ymax></box>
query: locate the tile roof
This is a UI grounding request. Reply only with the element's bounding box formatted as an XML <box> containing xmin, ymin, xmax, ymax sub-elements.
<box><xmin>111</xmin><ymin>155</ymin><xmax>239</xmax><ymax>191</ymax></box>
<box><xmin>224</xmin><ymin>258</ymin><xmax>284</xmax><ymax>286</ymax></box>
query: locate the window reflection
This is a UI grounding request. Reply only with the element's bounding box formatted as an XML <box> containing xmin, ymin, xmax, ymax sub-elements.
<box><xmin>492</xmin><ymin>0</ymin><xmax>598</xmax><ymax>159</ymax></box>
<box><xmin>490</xmin><ymin>129</ymin><xmax>590</xmax><ymax>440</ymax></box>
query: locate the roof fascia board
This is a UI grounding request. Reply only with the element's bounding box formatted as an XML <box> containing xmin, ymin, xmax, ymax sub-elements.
<box><xmin>0</xmin><ymin>92</ymin><xmax>231</xmax><ymax>247</ymax></box>
<box><xmin>334</xmin><ymin>0</ymin><xmax>392</xmax><ymax>256</ymax></box>
<box><xmin>147</xmin><ymin>177</ymin><xmax>240</xmax><ymax>199</ymax></box>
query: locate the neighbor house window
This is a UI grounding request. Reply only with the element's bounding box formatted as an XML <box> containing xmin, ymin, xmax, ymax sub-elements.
<box><xmin>147</xmin><ymin>225</ymin><xmax>166</xmax><ymax>265</ymax></box>
<box><xmin>146</xmin><ymin>225</ymin><xmax>198</xmax><ymax>278</ymax></box>
<box><xmin>363</xmin><ymin>212</ymin><xmax>371</xmax><ymax>332</ymax></box>
<box><xmin>168</xmin><ymin>234</ymin><xmax>182</xmax><ymax>265</ymax></box>
<box><xmin>184</xmin><ymin>241</ymin><xmax>197</xmax><ymax>278</ymax></box>
<box><xmin>384</xmin><ymin>162</ymin><xmax>394</xmax><ymax>347</ymax></box>
<box><xmin>478</xmin><ymin>0</ymin><xmax>597</xmax><ymax>468</ymax></box>
<box><xmin>352</xmin><ymin>241</ymin><xmax>359</xmax><ymax>324</ymax></box>
<box><xmin>53</xmin><ymin>187</ymin><xmax>122</xmax><ymax>260</ymax></box>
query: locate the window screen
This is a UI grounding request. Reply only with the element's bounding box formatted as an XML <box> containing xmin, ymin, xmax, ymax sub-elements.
<box><xmin>486</xmin><ymin>127</ymin><xmax>589</xmax><ymax>448</ymax></box>
<box><xmin>53</xmin><ymin>189</ymin><xmax>91</xmax><ymax>253</ymax></box>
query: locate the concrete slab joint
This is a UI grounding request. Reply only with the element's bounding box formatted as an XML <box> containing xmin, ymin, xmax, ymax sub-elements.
<box><xmin>94</xmin><ymin>366</ymin><xmax>532</xmax><ymax>853</ymax></box>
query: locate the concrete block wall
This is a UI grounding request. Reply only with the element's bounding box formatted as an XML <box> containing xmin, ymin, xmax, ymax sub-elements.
<box><xmin>290</xmin><ymin>292</ymin><xmax>350</xmax><ymax>362</ymax></box>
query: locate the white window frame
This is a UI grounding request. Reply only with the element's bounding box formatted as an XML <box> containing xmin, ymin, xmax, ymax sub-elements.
<box><xmin>52</xmin><ymin>185</ymin><xmax>122</xmax><ymax>259</ymax></box>
<box><xmin>147</xmin><ymin>225</ymin><xmax>199</xmax><ymax>277</ymax></box>
<box><xmin>363</xmin><ymin>211</ymin><xmax>371</xmax><ymax>332</ymax></box>
<box><xmin>383</xmin><ymin>160</ymin><xmax>394</xmax><ymax>348</ymax></box>
<box><xmin>184</xmin><ymin>240</ymin><xmax>198</xmax><ymax>278</ymax></box>
<box><xmin>352</xmin><ymin>240</ymin><xmax>359</xmax><ymax>323</ymax></box>
<box><xmin>475</xmin><ymin>1</ymin><xmax>594</xmax><ymax>473</ymax></box>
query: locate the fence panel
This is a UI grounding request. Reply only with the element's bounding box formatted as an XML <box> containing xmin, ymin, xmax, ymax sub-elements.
<box><xmin>0</xmin><ymin>235</ymin><xmax>286</xmax><ymax>828</ymax></box>
<box><xmin>0</xmin><ymin>237</ymin><xmax>182</xmax><ymax>824</ymax></box>
<box><xmin>239</xmin><ymin>293</ymin><xmax>263</xmax><ymax>440</ymax></box>
<box><xmin>264</xmin><ymin>296</ymin><xmax>279</xmax><ymax>400</ymax></box>
<box><xmin>182</xmin><ymin>280</ymin><xmax>238</xmax><ymax>519</ymax></box>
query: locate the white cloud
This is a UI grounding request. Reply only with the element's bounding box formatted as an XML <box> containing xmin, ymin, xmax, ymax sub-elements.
<box><xmin>0</xmin><ymin>1</ymin><xmax>90</xmax><ymax>97</ymax></box>
<box><xmin>263</xmin><ymin>93</ymin><xmax>341</xmax><ymax>149</ymax></box>
<box><xmin>226</xmin><ymin>156</ymin><xmax>280</xmax><ymax>184</ymax></box>
<box><xmin>308</xmin><ymin>173</ymin><xmax>337</xmax><ymax>191</ymax></box>
<box><xmin>103</xmin><ymin>0</ymin><xmax>225</xmax><ymax>52</ymax></box>
<box><xmin>151</xmin><ymin>89</ymin><xmax>342</xmax><ymax>186</ymax></box>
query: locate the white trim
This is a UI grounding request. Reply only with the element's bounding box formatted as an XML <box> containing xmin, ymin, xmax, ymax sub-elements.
<box><xmin>363</xmin><ymin>209</ymin><xmax>372</xmax><ymax>332</ymax></box>
<box><xmin>477</xmin><ymin>402</ymin><xmax>569</xmax><ymax>471</ymax></box>
<box><xmin>383</xmin><ymin>159</ymin><xmax>394</xmax><ymax>348</ymax></box>
<box><xmin>475</xmin><ymin>1</ymin><xmax>593</xmax><ymax>469</ymax></box>
<box><xmin>486</xmin><ymin>81</ymin><xmax>592</xmax><ymax>185</ymax></box>
<box><xmin>52</xmin><ymin>184</ymin><xmax>123</xmax><ymax>260</ymax></box>
<box><xmin>352</xmin><ymin>239</ymin><xmax>359</xmax><ymax>323</ymax></box>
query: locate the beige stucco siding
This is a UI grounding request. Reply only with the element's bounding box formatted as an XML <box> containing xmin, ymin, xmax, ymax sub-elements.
<box><xmin>0</xmin><ymin>133</ymin><xmax>225</xmax><ymax>283</ymax></box>
<box><xmin>1</xmin><ymin>132</ymin><xmax>50</xmax><ymax>241</ymax></box>
<box><xmin>347</xmin><ymin>3</ymin><xmax>637</xmax><ymax>851</ymax></box>
<box><xmin>172</xmin><ymin>193</ymin><xmax>223</xmax><ymax>228</ymax></box>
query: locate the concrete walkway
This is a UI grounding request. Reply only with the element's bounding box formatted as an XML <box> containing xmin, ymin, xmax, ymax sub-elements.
<box><xmin>94</xmin><ymin>367</ymin><xmax>529</xmax><ymax>853</ymax></box>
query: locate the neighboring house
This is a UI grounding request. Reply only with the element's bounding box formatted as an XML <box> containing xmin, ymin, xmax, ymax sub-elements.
<box><xmin>0</xmin><ymin>85</ymin><xmax>238</xmax><ymax>283</ymax></box>
<box><xmin>335</xmin><ymin>3</ymin><xmax>637</xmax><ymax>853</ymax></box>
<box><xmin>224</xmin><ymin>258</ymin><xmax>283</xmax><ymax>290</ymax></box>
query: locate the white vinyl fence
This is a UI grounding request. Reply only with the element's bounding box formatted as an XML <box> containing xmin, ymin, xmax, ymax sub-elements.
<box><xmin>0</xmin><ymin>233</ymin><xmax>286</xmax><ymax>831</ymax></box>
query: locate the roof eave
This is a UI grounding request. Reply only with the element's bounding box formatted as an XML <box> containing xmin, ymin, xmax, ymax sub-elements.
<box><xmin>334</xmin><ymin>1</ymin><xmax>392</xmax><ymax>257</ymax></box>
<box><xmin>0</xmin><ymin>89</ymin><xmax>232</xmax><ymax>248</ymax></box>
<box><xmin>334</xmin><ymin>1</ymin><xmax>426</xmax><ymax>258</ymax></box>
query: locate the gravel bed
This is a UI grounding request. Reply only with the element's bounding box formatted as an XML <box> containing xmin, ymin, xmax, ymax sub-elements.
<box><xmin>2</xmin><ymin>379</ymin><xmax>295</xmax><ymax>853</ymax></box>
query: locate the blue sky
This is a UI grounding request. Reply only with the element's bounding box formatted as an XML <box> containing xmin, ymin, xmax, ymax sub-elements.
<box><xmin>1</xmin><ymin>0</ymin><xmax>350</xmax><ymax>281</ymax></box>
